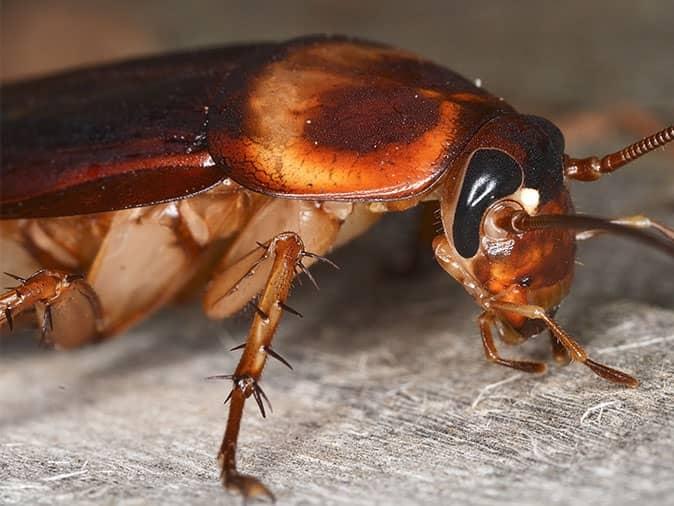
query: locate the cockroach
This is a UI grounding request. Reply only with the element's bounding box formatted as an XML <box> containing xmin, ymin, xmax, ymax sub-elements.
<box><xmin>1</xmin><ymin>35</ymin><xmax>673</xmax><ymax>500</ymax></box>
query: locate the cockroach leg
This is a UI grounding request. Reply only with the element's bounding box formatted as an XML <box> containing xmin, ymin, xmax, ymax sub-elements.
<box><xmin>493</xmin><ymin>316</ymin><xmax>528</xmax><ymax>346</ymax></box>
<box><xmin>295</xmin><ymin>261</ymin><xmax>319</xmax><ymax>290</ymax></box>
<box><xmin>278</xmin><ymin>301</ymin><xmax>302</xmax><ymax>318</ymax></box>
<box><xmin>40</xmin><ymin>303</ymin><xmax>55</xmax><ymax>346</ymax></box>
<box><xmin>3</xmin><ymin>271</ymin><xmax>27</xmax><ymax>283</ymax></box>
<box><xmin>4</xmin><ymin>306</ymin><xmax>14</xmax><ymax>331</ymax></box>
<box><xmin>210</xmin><ymin>245</ymin><xmax>273</xmax><ymax>310</ymax></box>
<box><xmin>264</xmin><ymin>346</ymin><xmax>293</xmax><ymax>370</ymax></box>
<box><xmin>217</xmin><ymin>232</ymin><xmax>306</xmax><ymax>502</ymax></box>
<box><xmin>488</xmin><ymin>300</ymin><xmax>639</xmax><ymax>387</ymax></box>
<box><xmin>479</xmin><ymin>312</ymin><xmax>547</xmax><ymax>374</ymax></box>
<box><xmin>252</xmin><ymin>302</ymin><xmax>269</xmax><ymax>321</ymax></box>
<box><xmin>0</xmin><ymin>269</ymin><xmax>103</xmax><ymax>348</ymax></box>
<box><xmin>550</xmin><ymin>330</ymin><xmax>571</xmax><ymax>365</ymax></box>
<box><xmin>300</xmin><ymin>251</ymin><xmax>340</xmax><ymax>270</ymax></box>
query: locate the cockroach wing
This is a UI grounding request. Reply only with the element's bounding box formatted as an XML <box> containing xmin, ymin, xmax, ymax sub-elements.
<box><xmin>0</xmin><ymin>45</ymin><xmax>269</xmax><ymax>218</ymax></box>
<box><xmin>208</xmin><ymin>36</ymin><xmax>514</xmax><ymax>201</ymax></box>
<box><xmin>1</xmin><ymin>36</ymin><xmax>514</xmax><ymax>219</ymax></box>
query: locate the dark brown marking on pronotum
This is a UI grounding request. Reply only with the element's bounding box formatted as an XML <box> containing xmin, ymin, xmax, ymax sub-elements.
<box><xmin>303</xmin><ymin>85</ymin><xmax>441</xmax><ymax>153</ymax></box>
<box><xmin>207</xmin><ymin>36</ymin><xmax>512</xmax><ymax>200</ymax></box>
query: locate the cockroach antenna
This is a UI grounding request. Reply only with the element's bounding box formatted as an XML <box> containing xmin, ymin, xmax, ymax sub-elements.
<box><xmin>564</xmin><ymin>125</ymin><xmax>674</xmax><ymax>181</ymax></box>
<box><xmin>511</xmin><ymin>124</ymin><xmax>674</xmax><ymax>256</ymax></box>
<box><xmin>510</xmin><ymin>211</ymin><xmax>674</xmax><ymax>258</ymax></box>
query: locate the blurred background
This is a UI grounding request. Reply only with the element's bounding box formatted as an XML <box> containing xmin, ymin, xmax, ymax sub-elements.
<box><xmin>1</xmin><ymin>2</ymin><xmax>673</xmax><ymax>505</ymax></box>
<box><xmin>2</xmin><ymin>0</ymin><xmax>674</xmax><ymax>114</ymax></box>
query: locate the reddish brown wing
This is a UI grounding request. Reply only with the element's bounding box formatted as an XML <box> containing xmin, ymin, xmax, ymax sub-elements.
<box><xmin>208</xmin><ymin>36</ymin><xmax>514</xmax><ymax>201</ymax></box>
<box><xmin>0</xmin><ymin>45</ymin><xmax>268</xmax><ymax>218</ymax></box>
<box><xmin>1</xmin><ymin>36</ymin><xmax>514</xmax><ymax>219</ymax></box>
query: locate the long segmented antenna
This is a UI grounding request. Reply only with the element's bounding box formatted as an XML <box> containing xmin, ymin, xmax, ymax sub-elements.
<box><xmin>564</xmin><ymin>125</ymin><xmax>673</xmax><ymax>181</ymax></box>
<box><xmin>511</xmin><ymin>211</ymin><xmax>674</xmax><ymax>258</ymax></box>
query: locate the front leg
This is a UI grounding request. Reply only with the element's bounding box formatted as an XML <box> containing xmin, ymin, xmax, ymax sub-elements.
<box><xmin>479</xmin><ymin>312</ymin><xmax>547</xmax><ymax>374</ymax></box>
<box><xmin>487</xmin><ymin>300</ymin><xmax>639</xmax><ymax>387</ymax></box>
<box><xmin>215</xmin><ymin>232</ymin><xmax>308</xmax><ymax>501</ymax></box>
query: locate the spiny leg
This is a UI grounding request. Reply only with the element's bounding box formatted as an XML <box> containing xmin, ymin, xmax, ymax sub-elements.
<box><xmin>216</xmin><ymin>232</ymin><xmax>308</xmax><ymax>501</ymax></box>
<box><xmin>0</xmin><ymin>269</ymin><xmax>102</xmax><ymax>348</ymax></box>
<box><xmin>479</xmin><ymin>312</ymin><xmax>547</xmax><ymax>374</ymax></box>
<box><xmin>488</xmin><ymin>300</ymin><xmax>638</xmax><ymax>387</ymax></box>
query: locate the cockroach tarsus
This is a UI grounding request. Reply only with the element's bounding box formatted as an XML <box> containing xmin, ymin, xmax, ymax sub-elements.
<box><xmin>1</xmin><ymin>35</ymin><xmax>673</xmax><ymax>501</ymax></box>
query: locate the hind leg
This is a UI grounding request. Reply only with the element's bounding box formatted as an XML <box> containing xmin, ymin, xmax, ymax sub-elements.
<box><xmin>0</xmin><ymin>269</ymin><xmax>103</xmax><ymax>349</ymax></box>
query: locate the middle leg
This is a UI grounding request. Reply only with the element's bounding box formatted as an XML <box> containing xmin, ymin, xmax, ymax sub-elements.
<box><xmin>215</xmin><ymin>232</ymin><xmax>308</xmax><ymax>501</ymax></box>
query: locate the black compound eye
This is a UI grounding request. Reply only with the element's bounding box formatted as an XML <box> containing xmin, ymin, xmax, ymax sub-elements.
<box><xmin>453</xmin><ymin>149</ymin><xmax>522</xmax><ymax>258</ymax></box>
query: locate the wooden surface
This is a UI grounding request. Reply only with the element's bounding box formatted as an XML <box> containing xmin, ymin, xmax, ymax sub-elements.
<box><xmin>1</xmin><ymin>1</ymin><xmax>673</xmax><ymax>505</ymax></box>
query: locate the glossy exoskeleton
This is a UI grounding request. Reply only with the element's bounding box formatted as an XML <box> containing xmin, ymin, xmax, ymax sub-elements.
<box><xmin>1</xmin><ymin>35</ymin><xmax>673</xmax><ymax>500</ymax></box>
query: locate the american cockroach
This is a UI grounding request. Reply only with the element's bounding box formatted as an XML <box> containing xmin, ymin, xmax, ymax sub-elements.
<box><xmin>1</xmin><ymin>35</ymin><xmax>673</xmax><ymax>501</ymax></box>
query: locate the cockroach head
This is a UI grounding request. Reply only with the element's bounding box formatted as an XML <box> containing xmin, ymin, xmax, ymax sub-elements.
<box><xmin>437</xmin><ymin>114</ymin><xmax>576</xmax><ymax>334</ymax></box>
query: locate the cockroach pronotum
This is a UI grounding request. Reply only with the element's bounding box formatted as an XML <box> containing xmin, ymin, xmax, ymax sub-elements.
<box><xmin>1</xmin><ymin>35</ymin><xmax>673</xmax><ymax>500</ymax></box>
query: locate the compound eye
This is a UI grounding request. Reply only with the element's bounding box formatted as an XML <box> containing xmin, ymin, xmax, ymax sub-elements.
<box><xmin>453</xmin><ymin>149</ymin><xmax>522</xmax><ymax>258</ymax></box>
